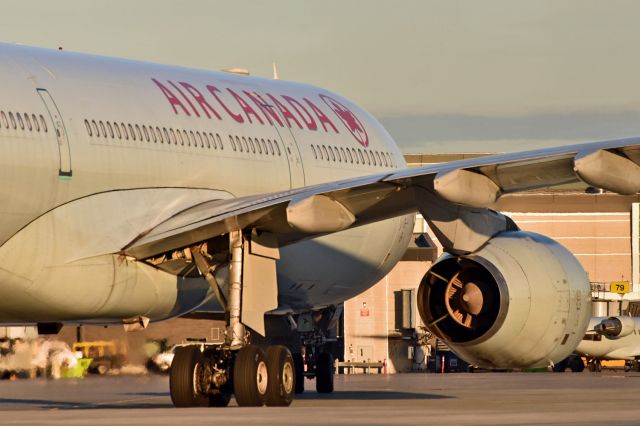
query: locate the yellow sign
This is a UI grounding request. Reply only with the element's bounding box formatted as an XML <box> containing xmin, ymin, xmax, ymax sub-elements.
<box><xmin>610</xmin><ymin>281</ymin><xmax>630</xmax><ymax>294</ymax></box>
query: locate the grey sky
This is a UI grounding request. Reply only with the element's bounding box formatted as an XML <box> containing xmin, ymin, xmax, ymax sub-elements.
<box><xmin>1</xmin><ymin>0</ymin><xmax>640</xmax><ymax>152</ymax></box>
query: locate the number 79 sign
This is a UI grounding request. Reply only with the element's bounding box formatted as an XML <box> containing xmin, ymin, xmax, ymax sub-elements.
<box><xmin>610</xmin><ymin>281</ymin><xmax>630</xmax><ymax>294</ymax></box>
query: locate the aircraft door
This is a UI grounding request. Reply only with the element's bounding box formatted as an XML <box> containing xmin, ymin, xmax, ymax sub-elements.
<box><xmin>37</xmin><ymin>89</ymin><xmax>72</xmax><ymax>177</ymax></box>
<box><xmin>264</xmin><ymin>103</ymin><xmax>305</xmax><ymax>189</ymax></box>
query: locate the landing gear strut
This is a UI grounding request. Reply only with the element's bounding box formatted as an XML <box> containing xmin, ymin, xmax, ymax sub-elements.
<box><xmin>169</xmin><ymin>231</ymin><xmax>295</xmax><ymax>408</ymax></box>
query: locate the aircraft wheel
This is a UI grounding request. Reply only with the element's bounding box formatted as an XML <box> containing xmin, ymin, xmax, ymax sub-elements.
<box><xmin>315</xmin><ymin>352</ymin><xmax>334</xmax><ymax>393</ymax></box>
<box><xmin>569</xmin><ymin>356</ymin><xmax>585</xmax><ymax>372</ymax></box>
<box><xmin>233</xmin><ymin>345</ymin><xmax>268</xmax><ymax>406</ymax></box>
<box><xmin>265</xmin><ymin>346</ymin><xmax>295</xmax><ymax>406</ymax></box>
<box><xmin>292</xmin><ymin>353</ymin><xmax>305</xmax><ymax>394</ymax></box>
<box><xmin>170</xmin><ymin>346</ymin><xmax>209</xmax><ymax>407</ymax></box>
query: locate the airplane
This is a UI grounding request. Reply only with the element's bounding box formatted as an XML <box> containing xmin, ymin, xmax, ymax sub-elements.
<box><xmin>0</xmin><ymin>42</ymin><xmax>639</xmax><ymax>407</ymax></box>
<box><xmin>575</xmin><ymin>316</ymin><xmax>640</xmax><ymax>372</ymax></box>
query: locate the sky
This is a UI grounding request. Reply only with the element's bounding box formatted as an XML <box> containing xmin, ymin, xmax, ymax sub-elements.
<box><xmin>1</xmin><ymin>0</ymin><xmax>640</xmax><ymax>153</ymax></box>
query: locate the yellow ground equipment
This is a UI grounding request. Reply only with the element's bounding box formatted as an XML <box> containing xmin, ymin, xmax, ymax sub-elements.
<box><xmin>72</xmin><ymin>341</ymin><xmax>127</xmax><ymax>375</ymax></box>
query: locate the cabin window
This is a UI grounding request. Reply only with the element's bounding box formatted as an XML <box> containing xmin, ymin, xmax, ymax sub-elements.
<box><xmin>24</xmin><ymin>113</ymin><xmax>32</xmax><ymax>131</ymax></box>
<box><xmin>268</xmin><ymin>139</ymin><xmax>274</xmax><ymax>155</ymax></box>
<box><xmin>9</xmin><ymin>112</ymin><xmax>17</xmax><ymax>129</ymax></box>
<box><xmin>39</xmin><ymin>115</ymin><xmax>47</xmax><ymax>132</ymax></box>
<box><xmin>85</xmin><ymin>119</ymin><xmax>92</xmax><ymax>136</ymax></box>
<box><xmin>163</xmin><ymin>128</ymin><xmax>170</xmax><ymax>144</ymax></box>
<box><xmin>236</xmin><ymin>136</ymin><xmax>242</xmax><ymax>152</ymax></box>
<box><xmin>217</xmin><ymin>134</ymin><xmax>224</xmax><ymax>150</ymax></box>
<box><xmin>127</xmin><ymin>124</ymin><xmax>135</xmax><ymax>141</ymax></box>
<box><xmin>347</xmin><ymin>148</ymin><xmax>353</xmax><ymax>163</ymax></box>
<box><xmin>120</xmin><ymin>123</ymin><xmax>128</xmax><ymax>140</ymax></box>
<box><xmin>196</xmin><ymin>131</ymin><xmax>203</xmax><ymax>148</ymax></box>
<box><xmin>311</xmin><ymin>145</ymin><xmax>317</xmax><ymax>159</ymax></box>
<box><xmin>322</xmin><ymin>145</ymin><xmax>328</xmax><ymax>161</ymax></box>
<box><xmin>274</xmin><ymin>140</ymin><xmax>281</xmax><ymax>156</ymax></box>
<box><xmin>16</xmin><ymin>113</ymin><xmax>24</xmax><ymax>130</ymax></box>
<box><xmin>91</xmin><ymin>120</ymin><xmax>99</xmax><ymax>136</ymax></box>
<box><xmin>107</xmin><ymin>122</ymin><xmax>114</xmax><ymax>139</ymax></box>
<box><xmin>99</xmin><ymin>121</ymin><xmax>106</xmax><ymax>138</ymax></box>
<box><xmin>114</xmin><ymin>123</ymin><xmax>121</xmax><ymax>139</ymax></box>
<box><xmin>32</xmin><ymin>114</ymin><xmax>40</xmax><ymax>132</ymax></box>
<box><xmin>255</xmin><ymin>138</ymin><xmax>262</xmax><ymax>154</ymax></box>
<box><xmin>203</xmin><ymin>132</ymin><xmax>211</xmax><ymax>148</ymax></box>
<box><xmin>188</xmin><ymin>131</ymin><xmax>195</xmax><ymax>147</ymax></box>
<box><xmin>358</xmin><ymin>149</ymin><xmax>365</xmax><ymax>164</ymax></box>
<box><xmin>170</xmin><ymin>129</ymin><xmax>177</xmax><ymax>145</ymax></box>
<box><xmin>382</xmin><ymin>152</ymin><xmax>388</xmax><ymax>166</ymax></box>
<box><xmin>229</xmin><ymin>135</ymin><xmax>236</xmax><ymax>151</ymax></box>
<box><xmin>0</xmin><ymin>111</ymin><xmax>7</xmax><ymax>128</ymax></box>
<box><xmin>260</xmin><ymin>139</ymin><xmax>267</xmax><ymax>154</ymax></box>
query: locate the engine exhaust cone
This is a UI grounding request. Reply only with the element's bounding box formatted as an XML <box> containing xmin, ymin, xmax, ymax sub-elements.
<box><xmin>445</xmin><ymin>273</ymin><xmax>488</xmax><ymax>328</ymax></box>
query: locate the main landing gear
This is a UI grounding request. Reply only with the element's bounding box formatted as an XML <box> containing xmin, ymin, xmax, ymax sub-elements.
<box><xmin>169</xmin><ymin>231</ymin><xmax>296</xmax><ymax>407</ymax></box>
<box><xmin>169</xmin><ymin>343</ymin><xmax>295</xmax><ymax>407</ymax></box>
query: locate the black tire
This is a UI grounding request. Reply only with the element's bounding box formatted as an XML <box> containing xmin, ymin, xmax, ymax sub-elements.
<box><xmin>170</xmin><ymin>346</ymin><xmax>209</xmax><ymax>407</ymax></box>
<box><xmin>569</xmin><ymin>356</ymin><xmax>585</xmax><ymax>373</ymax></box>
<box><xmin>315</xmin><ymin>352</ymin><xmax>334</xmax><ymax>393</ymax></box>
<box><xmin>553</xmin><ymin>358</ymin><xmax>568</xmax><ymax>372</ymax></box>
<box><xmin>233</xmin><ymin>345</ymin><xmax>268</xmax><ymax>407</ymax></box>
<box><xmin>265</xmin><ymin>346</ymin><xmax>295</xmax><ymax>406</ymax></box>
<box><xmin>292</xmin><ymin>353</ymin><xmax>305</xmax><ymax>394</ymax></box>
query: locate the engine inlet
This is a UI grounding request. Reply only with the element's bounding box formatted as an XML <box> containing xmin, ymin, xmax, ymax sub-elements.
<box><xmin>418</xmin><ymin>256</ymin><xmax>503</xmax><ymax>343</ymax></box>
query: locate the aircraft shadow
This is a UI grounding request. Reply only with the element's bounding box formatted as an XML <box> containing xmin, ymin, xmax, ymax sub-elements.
<box><xmin>295</xmin><ymin>391</ymin><xmax>451</xmax><ymax>400</ymax></box>
<box><xmin>124</xmin><ymin>390</ymin><xmax>452</xmax><ymax>401</ymax></box>
<box><xmin>0</xmin><ymin>397</ymin><xmax>173</xmax><ymax>410</ymax></box>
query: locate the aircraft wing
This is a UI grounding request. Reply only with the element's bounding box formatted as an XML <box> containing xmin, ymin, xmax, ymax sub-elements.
<box><xmin>123</xmin><ymin>137</ymin><xmax>640</xmax><ymax>260</ymax></box>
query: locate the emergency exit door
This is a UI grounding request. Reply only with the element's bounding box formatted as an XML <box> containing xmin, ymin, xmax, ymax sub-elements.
<box><xmin>37</xmin><ymin>89</ymin><xmax>72</xmax><ymax>177</ymax></box>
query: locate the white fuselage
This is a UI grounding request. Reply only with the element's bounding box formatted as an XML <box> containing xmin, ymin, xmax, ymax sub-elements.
<box><xmin>0</xmin><ymin>44</ymin><xmax>414</xmax><ymax>324</ymax></box>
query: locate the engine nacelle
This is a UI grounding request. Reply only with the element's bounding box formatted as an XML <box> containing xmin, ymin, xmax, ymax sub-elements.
<box><xmin>417</xmin><ymin>231</ymin><xmax>591</xmax><ymax>369</ymax></box>
<box><xmin>594</xmin><ymin>316</ymin><xmax>637</xmax><ymax>338</ymax></box>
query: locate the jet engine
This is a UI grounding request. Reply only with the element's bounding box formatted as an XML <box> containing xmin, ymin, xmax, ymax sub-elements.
<box><xmin>594</xmin><ymin>316</ymin><xmax>637</xmax><ymax>338</ymax></box>
<box><xmin>417</xmin><ymin>231</ymin><xmax>591</xmax><ymax>369</ymax></box>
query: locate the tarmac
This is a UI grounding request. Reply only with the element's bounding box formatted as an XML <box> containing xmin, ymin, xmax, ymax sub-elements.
<box><xmin>0</xmin><ymin>371</ymin><xmax>639</xmax><ymax>425</ymax></box>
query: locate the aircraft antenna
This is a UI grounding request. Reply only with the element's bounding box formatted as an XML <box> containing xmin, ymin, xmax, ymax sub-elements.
<box><xmin>272</xmin><ymin>62</ymin><xmax>279</xmax><ymax>80</ymax></box>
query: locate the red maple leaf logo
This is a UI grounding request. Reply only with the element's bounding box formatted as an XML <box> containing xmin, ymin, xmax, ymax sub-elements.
<box><xmin>320</xmin><ymin>94</ymin><xmax>369</xmax><ymax>147</ymax></box>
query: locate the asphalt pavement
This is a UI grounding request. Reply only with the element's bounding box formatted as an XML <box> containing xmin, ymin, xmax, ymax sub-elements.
<box><xmin>0</xmin><ymin>371</ymin><xmax>639</xmax><ymax>425</ymax></box>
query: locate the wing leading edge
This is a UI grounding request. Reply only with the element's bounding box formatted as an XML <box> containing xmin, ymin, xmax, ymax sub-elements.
<box><xmin>122</xmin><ymin>137</ymin><xmax>640</xmax><ymax>260</ymax></box>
